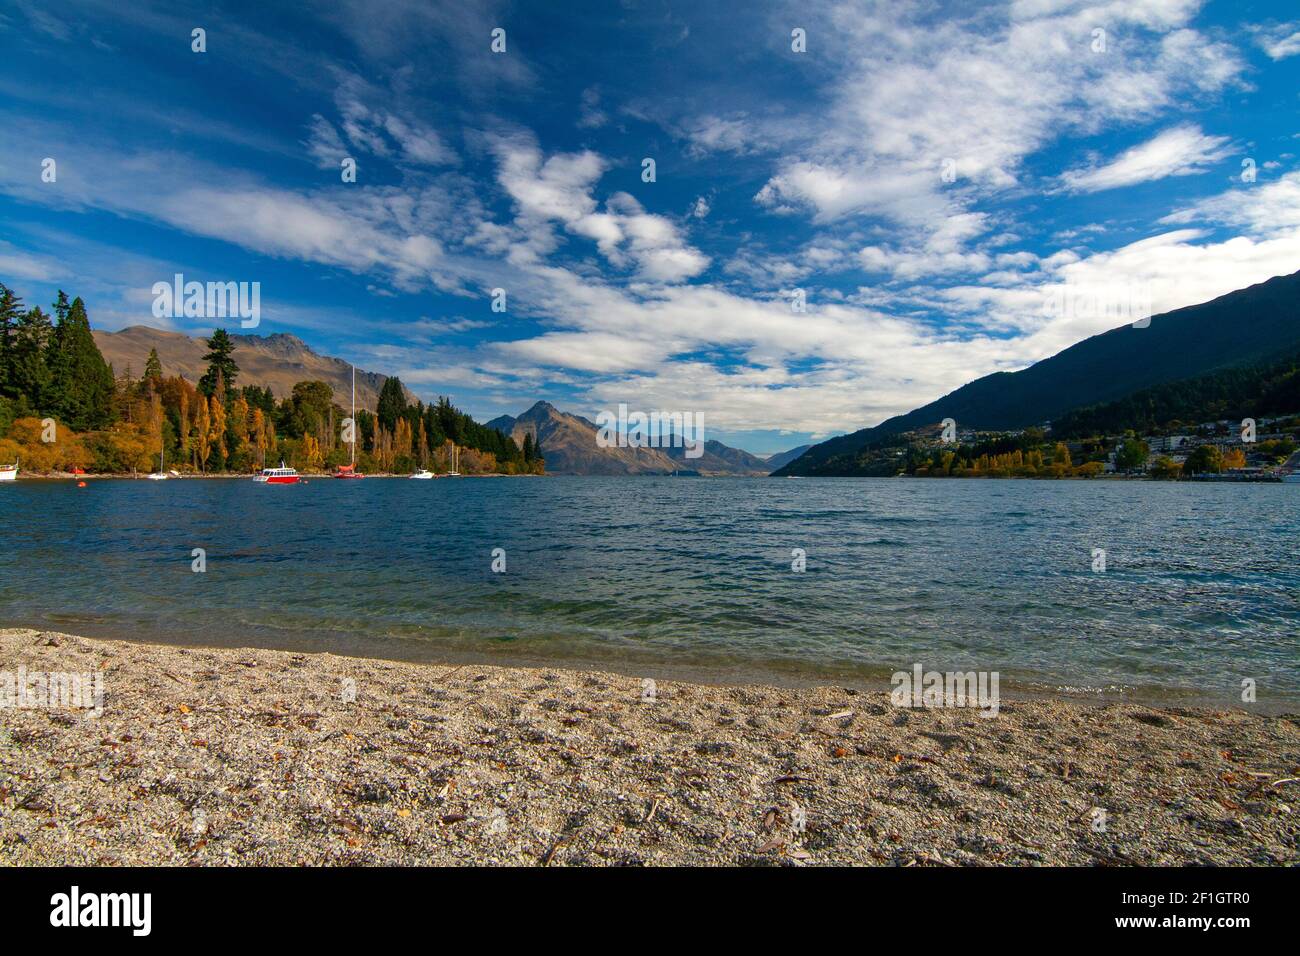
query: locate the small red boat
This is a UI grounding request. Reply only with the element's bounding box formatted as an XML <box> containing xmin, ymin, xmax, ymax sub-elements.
<box><xmin>334</xmin><ymin>464</ymin><xmax>365</xmax><ymax>479</ymax></box>
<box><xmin>254</xmin><ymin>462</ymin><xmax>299</xmax><ymax>485</ymax></box>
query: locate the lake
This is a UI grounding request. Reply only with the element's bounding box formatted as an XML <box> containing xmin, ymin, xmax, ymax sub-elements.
<box><xmin>1</xmin><ymin>476</ymin><xmax>1296</xmax><ymax>708</ymax></box>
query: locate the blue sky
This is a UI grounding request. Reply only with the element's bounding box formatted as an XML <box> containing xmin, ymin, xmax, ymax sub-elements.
<box><xmin>1</xmin><ymin>0</ymin><xmax>1298</xmax><ymax>455</ymax></box>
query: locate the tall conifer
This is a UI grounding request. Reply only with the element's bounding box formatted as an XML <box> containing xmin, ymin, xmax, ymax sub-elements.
<box><xmin>46</xmin><ymin>296</ymin><xmax>114</xmax><ymax>430</ymax></box>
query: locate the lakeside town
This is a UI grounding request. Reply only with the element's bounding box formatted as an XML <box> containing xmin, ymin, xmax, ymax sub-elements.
<box><xmin>889</xmin><ymin>414</ymin><xmax>1300</xmax><ymax>482</ymax></box>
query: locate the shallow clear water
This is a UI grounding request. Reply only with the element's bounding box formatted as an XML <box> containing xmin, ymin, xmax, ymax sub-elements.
<box><xmin>1</xmin><ymin>476</ymin><xmax>1296</xmax><ymax>708</ymax></box>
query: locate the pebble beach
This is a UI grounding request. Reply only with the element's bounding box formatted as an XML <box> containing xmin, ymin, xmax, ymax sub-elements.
<box><xmin>1</xmin><ymin>627</ymin><xmax>1296</xmax><ymax>866</ymax></box>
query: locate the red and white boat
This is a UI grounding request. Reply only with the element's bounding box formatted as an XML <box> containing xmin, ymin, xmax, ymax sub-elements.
<box><xmin>254</xmin><ymin>462</ymin><xmax>299</xmax><ymax>484</ymax></box>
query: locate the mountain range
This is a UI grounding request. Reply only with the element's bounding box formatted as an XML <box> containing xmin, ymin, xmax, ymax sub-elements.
<box><xmin>92</xmin><ymin>268</ymin><xmax>1300</xmax><ymax>479</ymax></box>
<box><xmin>777</xmin><ymin>269</ymin><xmax>1300</xmax><ymax>475</ymax></box>
<box><xmin>93</xmin><ymin>326</ymin><xmax>790</xmax><ymax>474</ymax></box>
<box><xmin>487</xmin><ymin>402</ymin><xmax>775</xmax><ymax>475</ymax></box>
<box><xmin>92</xmin><ymin>326</ymin><xmax>403</xmax><ymax>411</ymax></box>
<box><xmin>764</xmin><ymin>443</ymin><xmax>813</xmax><ymax>471</ymax></box>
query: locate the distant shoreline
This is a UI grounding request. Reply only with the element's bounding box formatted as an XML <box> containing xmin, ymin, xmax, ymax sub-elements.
<box><xmin>7</xmin><ymin>471</ymin><xmax>1294</xmax><ymax>481</ymax></box>
<box><xmin>4</xmin><ymin>471</ymin><xmax>546</xmax><ymax>480</ymax></box>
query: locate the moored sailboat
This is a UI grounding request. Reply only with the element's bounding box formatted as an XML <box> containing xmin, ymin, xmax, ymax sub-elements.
<box><xmin>335</xmin><ymin>364</ymin><xmax>365</xmax><ymax>478</ymax></box>
<box><xmin>147</xmin><ymin>442</ymin><xmax>169</xmax><ymax>479</ymax></box>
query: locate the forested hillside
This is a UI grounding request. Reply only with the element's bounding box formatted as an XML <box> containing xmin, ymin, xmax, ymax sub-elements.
<box><xmin>0</xmin><ymin>282</ymin><xmax>543</xmax><ymax>475</ymax></box>
<box><xmin>777</xmin><ymin>270</ymin><xmax>1300</xmax><ymax>475</ymax></box>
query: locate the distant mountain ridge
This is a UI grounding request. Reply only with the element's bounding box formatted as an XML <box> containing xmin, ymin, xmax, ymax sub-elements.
<box><xmin>765</xmin><ymin>443</ymin><xmax>813</xmax><ymax>470</ymax></box>
<box><xmin>489</xmin><ymin>402</ymin><xmax>771</xmax><ymax>475</ymax></box>
<box><xmin>92</xmin><ymin>326</ymin><xmax>408</xmax><ymax>411</ymax></box>
<box><xmin>777</xmin><ymin>269</ymin><xmax>1300</xmax><ymax>475</ymax></box>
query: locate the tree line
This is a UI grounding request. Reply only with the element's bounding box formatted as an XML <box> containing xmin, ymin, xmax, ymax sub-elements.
<box><xmin>0</xmin><ymin>282</ymin><xmax>544</xmax><ymax>475</ymax></box>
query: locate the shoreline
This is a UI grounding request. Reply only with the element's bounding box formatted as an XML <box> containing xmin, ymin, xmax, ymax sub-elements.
<box><xmin>4</xmin><ymin>471</ymin><xmax>542</xmax><ymax>480</ymax></box>
<box><xmin>2</xmin><ymin>627</ymin><xmax>1296</xmax><ymax>866</ymax></box>
<box><xmin>9</xmin><ymin>613</ymin><xmax>1292</xmax><ymax>716</ymax></box>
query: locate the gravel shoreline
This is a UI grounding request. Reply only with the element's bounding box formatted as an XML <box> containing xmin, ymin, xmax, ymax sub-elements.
<box><xmin>1</xmin><ymin>627</ymin><xmax>1296</xmax><ymax>866</ymax></box>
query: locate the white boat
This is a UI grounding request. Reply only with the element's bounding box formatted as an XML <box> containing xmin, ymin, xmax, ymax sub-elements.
<box><xmin>447</xmin><ymin>445</ymin><xmax>461</xmax><ymax>477</ymax></box>
<box><xmin>0</xmin><ymin>461</ymin><xmax>17</xmax><ymax>482</ymax></box>
<box><xmin>409</xmin><ymin>469</ymin><xmax>434</xmax><ymax>479</ymax></box>
<box><xmin>254</xmin><ymin>462</ymin><xmax>300</xmax><ymax>484</ymax></box>
<box><xmin>147</xmin><ymin>445</ymin><xmax>169</xmax><ymax>479</ymax></box>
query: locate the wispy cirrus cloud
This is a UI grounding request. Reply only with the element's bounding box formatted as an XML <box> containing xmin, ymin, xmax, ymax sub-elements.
<box><xmin>751</xmin><ymin>0</ymin><xmax>1245</xmax><ymax>229</ymax></box>
<box><xmin>1059</xmin><ymin>124</ymin><xmax>1233</xmax><ymax>193</ymax></box>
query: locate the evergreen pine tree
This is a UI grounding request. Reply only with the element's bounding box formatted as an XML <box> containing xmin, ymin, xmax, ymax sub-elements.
<box><xmin>198</xmin><ymin>329</ymin><xmax>239</xmax><ymax>398</ymax></box>
<box><xmin>10</xmin><ymin>306</ymin><xmax>54</xmax><ymax>410</ymax></box>
<box><xmin>0</xmin><ymin>283</ymin><xmax>24</xmax><ymax>397</ymax></box>
<box><xmin>377</xmin><ymin>376</ymin><xmax>407</xmax><ymax>431</ymax></box>
<box><xmin>46</xmin><ymin>296</ymin><xmax>115</xmax><ymax>430</ymax></box>
<box><xmin>53</xmin><ymin>290</ymin><xmax>70</xmax><ymax>325</ymax></box>
<box><xmin>143</xmin><ymin>347</ymin><xmax>163</xmax><ymax>390</ymax></box>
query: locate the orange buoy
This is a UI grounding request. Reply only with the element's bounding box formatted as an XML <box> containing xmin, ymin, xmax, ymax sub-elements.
<box><xmin>77</xmin><ymin>480</ymin><xmax>87</xmax><ymax>487</ymax></box>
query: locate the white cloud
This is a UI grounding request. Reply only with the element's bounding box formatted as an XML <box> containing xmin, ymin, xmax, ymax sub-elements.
<box><xmin>1060</xmin><ymin>124</ymin><xmax>1232</xmax><ymax>193</ymax></box>
<box><xmin>1256</xmin><ymin>23</ymin><xmax>1300</xmax><ymax>60</ymax></box>
<box><xmin>679</xmin><ymin>114</ymin><xmax>761</xmax><ymax>156</ymax></box>
<box><xmin>753</xmin><ymin>0</ymin><xmax>1244</xmax><ymax>238</ymax></box>
<box><xmin>1160</xmin><ymin>170</ymin><xmax>1300</xmax><ymax>236</ymax></box>
<box><xmin>305</xmin><ymin>73</ymin><xmax>456</xmax><ymax>169</ymax></box>
<box><xmin>489</xmin><ymin>134</ymin><xmax>709</xmax><ymax>282</ymax></box>
<box><xmin>4</xmin><ymin>1</ymin><xmax>1292</xmax><ymax>439</ymax></box>
<box><xmin>0</xmin><ymin>243</ymin><xmax>58</xmax><ymax>282</ymax></box>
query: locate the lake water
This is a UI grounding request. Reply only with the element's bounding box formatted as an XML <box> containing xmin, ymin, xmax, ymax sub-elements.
<box><xmin>1</xmin><ymin>476</ymin><xmax>1296</xmax><ymax>708</ymax></box>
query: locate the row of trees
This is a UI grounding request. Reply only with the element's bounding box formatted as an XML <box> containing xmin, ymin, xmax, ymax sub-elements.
<box><xmin>908</xmin><ymin>431</ymin><xmax>1256</xmax><ymax>480</ymax></box>
<box><xmin>366</xmin><ymin>377</ymin><xmax>541</xmax><ymax>474</ymax></box>
<box><xmin>0</xmin><ymin>282</ymin><xmax>544</xmax><ymax>476</ymax></box>
<box><xmin>911</xmin><ymin>440</ymin><xmax>1105</xmax><ymax>478</ymax></box>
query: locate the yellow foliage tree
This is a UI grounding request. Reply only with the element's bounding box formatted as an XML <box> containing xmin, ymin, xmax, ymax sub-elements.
<box><xmin>0</xmin><ymin>418</ymin><xmax>88</xmax><ymax>472</ymax></box>
<box><xmin>251</xmin><ymin>407</ymin><xmax>268</xmax><ymax>467</ymax></box>
<box><xmin>208</xmin><ymin>394</ymin><xmax>227</xmax><ymax>469</ymax></box>
<box><xmin>394</xmin><ymin>418</ymin><xmax>413</xmax><ymax>459</ymax></box>
<box><xmin>300</xmin><ymin>434</ymin><xmax>324</xmax><ymax>470</ymax></box>
<box><xmin>194</xmin><ymin>397</ymin><xmax>211</xmax><ymax>471</ymax></box>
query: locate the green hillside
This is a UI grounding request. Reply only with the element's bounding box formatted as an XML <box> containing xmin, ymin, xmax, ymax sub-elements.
<box><xmin>776</xmin><ymin>270</ymin><xmax>1300</xmax><ymax>476</ymax></box>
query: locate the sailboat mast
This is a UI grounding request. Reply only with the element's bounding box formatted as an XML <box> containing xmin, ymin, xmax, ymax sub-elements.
<box><xmin>351</xmin><ymin>364</ymin><xmax>356</xmax><ymax>467</ymax></box>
